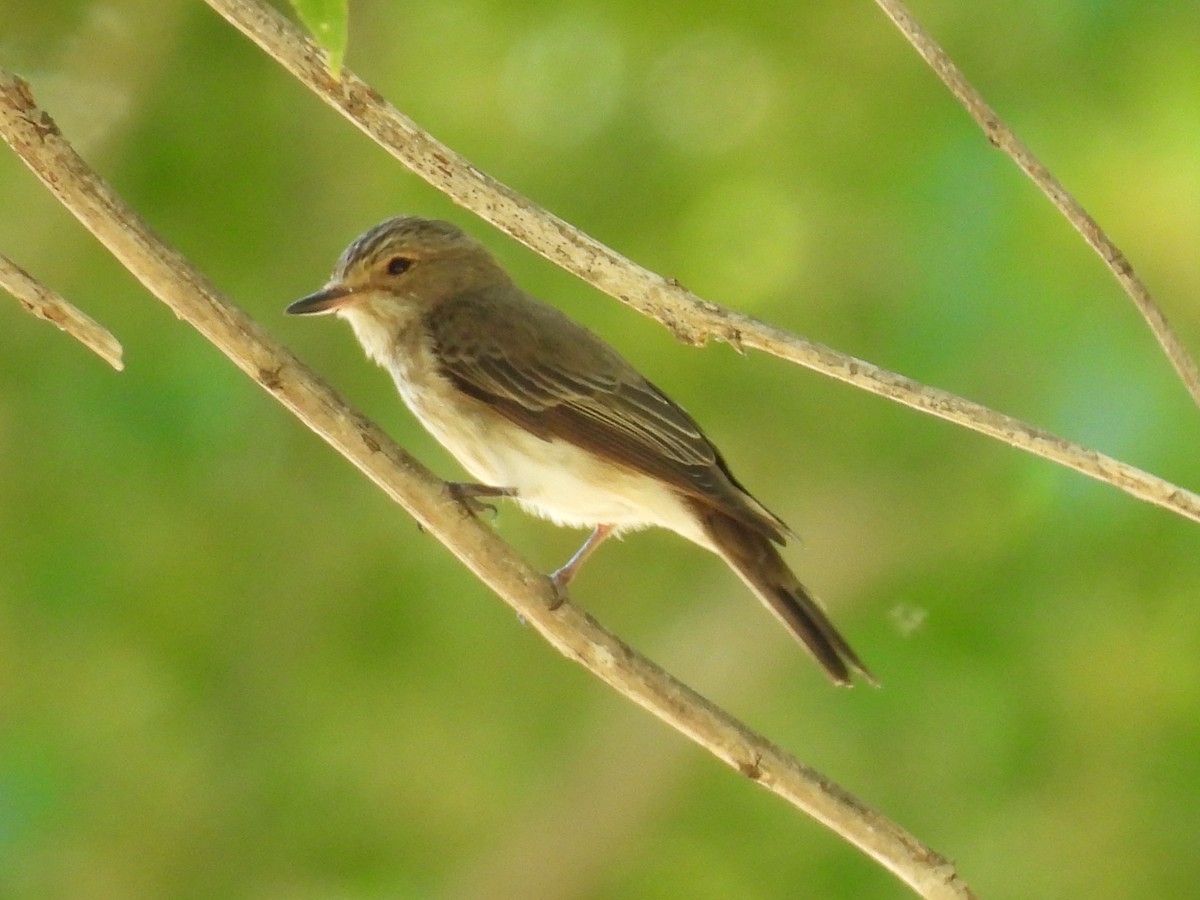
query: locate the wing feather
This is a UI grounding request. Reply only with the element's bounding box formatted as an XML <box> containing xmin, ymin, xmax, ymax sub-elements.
<box><xmin>427</xmin><ymin>288</ymin><xmax>787</xmax><ymax>541</ymax></box>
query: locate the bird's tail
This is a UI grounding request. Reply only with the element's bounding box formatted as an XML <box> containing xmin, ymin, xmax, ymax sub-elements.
<box><xmin>696</xmin><ymin>506</ymin><xmax>874</xmax><ymax>686</ymax></box>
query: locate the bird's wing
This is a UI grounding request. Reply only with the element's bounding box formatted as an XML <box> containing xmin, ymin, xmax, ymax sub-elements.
<box><xmin>427</xmin><ymin>288</ymin><xmax>786</xmax><ymax>540</ymax></box>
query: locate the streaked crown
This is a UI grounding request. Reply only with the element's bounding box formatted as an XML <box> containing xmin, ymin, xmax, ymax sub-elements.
<box><xmin>334</xmin><ymin>216</ymin><xmax>482</xmax><ymax>280</ymax></box>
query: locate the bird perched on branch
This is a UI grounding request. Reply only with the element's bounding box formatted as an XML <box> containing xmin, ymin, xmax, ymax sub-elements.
<box><xmin>287</xmin><ymin>216</ymin><xmax>872</xmax><ymax>685</ymax></box>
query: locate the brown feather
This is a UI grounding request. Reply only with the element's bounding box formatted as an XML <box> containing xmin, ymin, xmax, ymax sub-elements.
<box><xmin>428</xmin><ymin>286</ymin><xmax>787</xmax><ymax>543</ymax></box>
<box><xmin>691</xmin><ymin>500</ymin><xmax>874</xmax><ymax>685</ymax></box>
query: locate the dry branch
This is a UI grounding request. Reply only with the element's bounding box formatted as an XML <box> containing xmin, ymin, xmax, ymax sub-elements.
<box><xmin>0</xmin><ymin>68</ymin><xmax>977</xmax><ymax>900</ymax></box>
<box><xmin>1</xmin><ymin>251</ymin><xmax>123</xmax><ymax>370</ymax></box>
<box><xmin>200</xmin><ymin>0</ymin><xmax>1200</xmax><ymax>527</ymax></box>
<box><xmin>871</xmin><ymin>0</ymin><xmax>1200</xmax><ymax>408</ymax></box>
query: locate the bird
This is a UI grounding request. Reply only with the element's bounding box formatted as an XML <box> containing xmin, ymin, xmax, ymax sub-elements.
<box><xmin>286</xmin><ymin>216</ymin><xmax>872</xmax><ymax>685</ymax></box>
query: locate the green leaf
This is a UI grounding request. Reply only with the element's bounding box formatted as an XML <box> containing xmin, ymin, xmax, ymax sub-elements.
<box><xmin>289</xmin><ymin>0</ymin><xmax>349</xmax><ymax>74</ymax></box>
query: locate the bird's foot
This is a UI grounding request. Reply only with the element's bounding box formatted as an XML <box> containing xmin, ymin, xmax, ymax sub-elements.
<box><xmin>545</xmin><ymin>524</ymin><xmax>617</xmax><ymax>610</ymax></box>
<box><xmin>446</xmin><ymin>482</ymin><xmax>516</xmax><ymax>518</ymax></box>
<box><xmin>546</xmin><ymin>568</ymin><xmax>572</xmax><ymax>610</ymax></box>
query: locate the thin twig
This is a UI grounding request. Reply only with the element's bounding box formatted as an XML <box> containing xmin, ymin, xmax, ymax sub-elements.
<box><xmin>0</xmin><ymin>69</ymin><xmax>976</xmax><ymax>900</ymax></box>
<box><xmin>871</xmin><ymin>0</ymin><xmax>1200</xmax><ymax>409</ymax></box>
<box><xmin>201</xmin><ymin>0</ymin><xmax>1200</xmax><ymax>527</ymax></box>
<box><xmin>1</xmin><ymin>252</ymin><xmax>123</xmax><ymax>370</ymax></box>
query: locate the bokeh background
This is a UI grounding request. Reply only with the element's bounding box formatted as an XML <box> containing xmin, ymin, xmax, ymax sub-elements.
<box><xmin>3</xmin><ymin>1</ymin><xmax>1199</xmax><ymax>897</ymax></box>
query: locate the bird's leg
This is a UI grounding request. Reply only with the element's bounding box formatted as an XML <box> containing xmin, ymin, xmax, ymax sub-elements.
<box><xmin>446</xmin><ymin>482</ymin><xmax>516</xmax><ymax>518</ymax></box>
<box><xmin>548</xmin><ymin>524</ymin><xmax>616</xmax><ymax>608</ymax></box>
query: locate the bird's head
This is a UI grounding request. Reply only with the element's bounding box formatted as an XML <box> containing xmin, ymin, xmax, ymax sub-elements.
<box><xmin>286</xmin><ymin>215</ymin><xmax>507</xmax><ymax>323</ymax></box>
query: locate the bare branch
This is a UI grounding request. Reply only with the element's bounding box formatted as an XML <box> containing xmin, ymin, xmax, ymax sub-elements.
<box><xmin>1</xmin><ymin>251</ymin><xmax>123</xmax><ymax>370</ymax></box>
<box><xmin>0</xmin><ymin>68</ymin><xmax>978</xmax><ymax>900</ymax></box>
<box><xmin>871</xmin><ymin>0</ymin><xmax>1200</xmax><ymax>408</ymax></box>
<box><xmin>199</xmin><ymin>0</ymin><xmax>1200</xmax><ymax>527</ymax></box>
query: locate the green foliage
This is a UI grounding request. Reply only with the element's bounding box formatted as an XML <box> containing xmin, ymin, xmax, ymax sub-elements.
<box><xmin>2</xmin><ymin>1</ymin><xmax>1199</xmax><ymax>898</ymax></box>
<box><xmin>289</xmin><ymin>0</ymin><xmax>349</xmax><ymax>72</ymax></box>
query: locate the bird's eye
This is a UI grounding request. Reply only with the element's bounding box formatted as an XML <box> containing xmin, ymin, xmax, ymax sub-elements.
<box><xmin>386</xmin><ymin>256</ymin><xmax>413</xmax><ymax>276</ymax></box>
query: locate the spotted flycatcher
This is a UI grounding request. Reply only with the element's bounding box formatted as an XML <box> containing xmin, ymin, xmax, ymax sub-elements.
<box><xmin>287</xmin><ymin>216</ymin><xmax>871</xmax><ymax>685</ymax></box>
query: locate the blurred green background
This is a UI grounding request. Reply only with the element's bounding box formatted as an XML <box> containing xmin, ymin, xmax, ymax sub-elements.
<box><xmin>2</xmin><ymin>1</ymin><xmax>1199</xmax><ymax>897</ymax></box>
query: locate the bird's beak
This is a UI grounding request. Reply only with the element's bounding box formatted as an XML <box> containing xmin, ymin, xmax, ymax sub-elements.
<box><xmin>285</xmin><ymin>284</ymin><xmax>354</xmax><ymax>316</ymax></box>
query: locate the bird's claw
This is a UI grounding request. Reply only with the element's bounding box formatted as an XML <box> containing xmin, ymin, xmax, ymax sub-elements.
<box><xmin>547</xmin><ymin>569</ymin><xmax>570</xmax><ymax>610</ymax></box>
<box><xmin>461</xmin><ymin>495</ymin><xmax>499</xmax><ymax>518</ymax></box>
<box><xmin>446</xmin><ymin>482</ymin><xmax>515</xmax><ymax>519</ymax></box>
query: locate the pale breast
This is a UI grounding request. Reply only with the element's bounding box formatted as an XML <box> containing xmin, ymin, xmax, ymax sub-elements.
<box><xmin>344</xmin><ymin>302</ymin><xmax>709</xmax><ymax>546</ymax></box>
